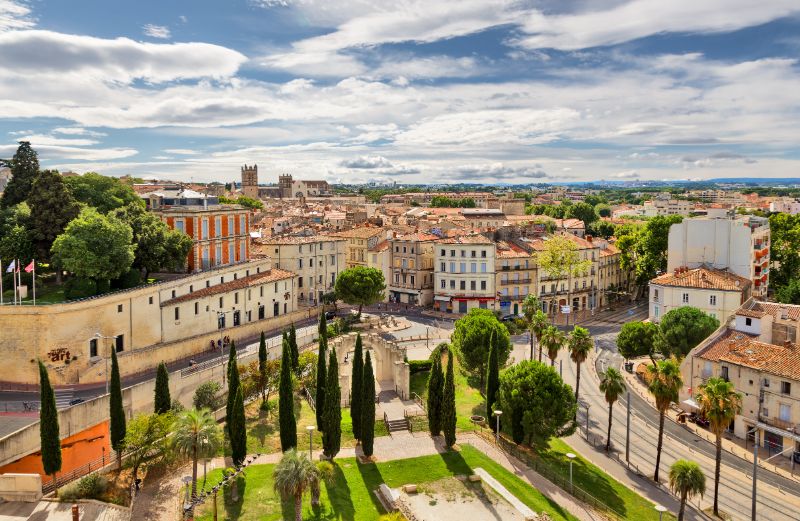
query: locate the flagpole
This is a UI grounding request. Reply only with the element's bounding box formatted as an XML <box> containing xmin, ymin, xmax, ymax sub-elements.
<box><xmin>12</xmin><ymin>260</ymin><xmax>17</xmax><ymax>305</ymax></box>
<box><xmin>16</xmin><ymin>258</ymin><xmax>21</xmax><ymax>304</ymax></box>
<box><xmin>0</xmin><ymin>258</ymin><xmax>4</xmax><ymax>305</ymax></box>
<box><xmin>32</xmin><ymin>260</ymin><xmax>36</xmax><ymax>306</ymax></box>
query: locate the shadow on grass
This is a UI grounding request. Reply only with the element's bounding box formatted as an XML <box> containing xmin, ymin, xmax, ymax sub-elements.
<box><xmin>222</xmin><ymin>474</ymin><xmax>246</xmax><ymax>521</ymax></box>
<box><xmin>325</xmin><ymin>462</ymin><xmax>358</xmax><ymax>520</ymax></box>
<box><xmin>439</xmin><ymin>449</ymin><xmax>473</xmax><ymax>478</ymax></box>
<box><xmin>355</xmin><ymin>454</ymin><xmax>388</xmax><ymax>515</ymax></box>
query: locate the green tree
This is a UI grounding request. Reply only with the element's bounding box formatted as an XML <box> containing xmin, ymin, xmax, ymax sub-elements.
<box><xmin>534</xmin><ymin>234</ymin><xmax>591</xmax><ymax>325</ymax></box>
<box><xmin>521</xmin><ymin>295</ymin><xmax>544</xmax><ymax>361</ymax></box>
<box><xmin>567</xmin><ymin>326</ymin><xmax>593</xmax><ymax>404</ymax></box>
<box><xmin>775</xmin><ymin>277</ymin><xmax>800</xmax><ymax>304</ymax></box>
<box><xmin>619</xmin><ymin>215</ymin><xmax>683</xmax><ymax>287</ymax></box>
<box><xmin>64</xmin><ymin>172</ymin><xmax>141</xmax><ymax>213</ymax></box>
<box><xmin>315</xmin><ymin>323</ymin><xmax>327</xmax><ymax>431</ymax></box>
<box><xmin>594</xmin><ymin>203</ymin><xmax>612</xmax><ymax>218</ymax></box>
<box><xmin>192</xmin><ymin>381</ymin><xmax>222</xmax><ymax>412</ymax></box>
<box><xmin>361</xmin><ymin>351</ymin><xmax>376</xmax><ymax>457</ymax></box>
<box><xmin>566</xmin><ymin>201</ymin><xmax>598</xmax><ymax>226</ymax></box>
<box><xmin>27</xmin><ymin>170</ymin><xmax>81</xmax><ymax>261</ymax></box>
<box><xmin>485</xmin><ymin>332</ymin><xmax>500</xmax><ymax>427</ymax></box>
<box><xmin>229</xmin><ymin>388</ymin><xmax>247</xmax><ymax>467</ymax></box>
<box><xmin>38</xmin><ymin>361</ymin><xmax>61</xmax><ymax>494</ymax></box>
<box><xmin>289</xmin><ymin>323</ymin><xmax>299</xmax><ymax>373</ymax></box>
<box><xmin>1</xmin><ymin>141</ymin><xmax>39</xmax><ymax>208</ymax></box>
<box><xmin>599</xmin><ymin>367</ymin><xmax>626</xmax><ymax>453</ymax></box>
<box><xmin>656</xmin><ymin>306</ymin><xmax>719</xmax><ymax>358</ymax></box>
<box><xmin>109</xmin><ymin>347</ymin><xmax>126</xmax><ymax>467</ymax></box>
<box><xmin>617</xmin><ymin>321</ymin><xmax>659</xmax><ymax>362</ymax></box>
<box><xmin>51</xmin><ymin>207</ymin><xmax>135</xmax><ymax>282</ymax></box>
<box><xmin>540</xmin><ymin>325</ymin><xmax>565</xmax><ymax>367</ymax></box>
<box><xmin>232</xmin><ymin>195</ymin><xmax>263</xmax><ymax>210</ymax></box>
<box><xmin>696</xmin><ymin>378</ymin><xmax>742</xmax><ymax>516</ymax></box>
<box><xmin>495</xmin><ymin>360</ymin><xmax>577</xmax><ymax>445</ymax></box>
<box><xmin>647</xmin><ymin>359</ymin><xmax>683</xmax><ymax>482</ymax></box>
<box><xmin>426</xmin><ymin>348</ymin><xmax>445</xmax><ymax>436</ymax></box>
<box><xmin>350</xmin><ymin>333</ymin><xmax>364</xmax><ymax>441</ymax></box>
<box><xmin>334</xmin><ymin>266</ymin><xmax>386</xmax><ymax>317</ymax></box>
<box><xmin>0</xmin><ymin>203</ymin><xmax>34</xmax><ymax>262</ymax></box>
<box><xmin>154</xmin><ymin>362</ymin><xmax>171</xmax><ymax>414</ymax></box>
<box><xmin>123</xmin><ymin>412</ymin><xmax>174</xmax><ymax>485</ymax></box>
<box><xmin>272</xmin><ymin>449</ymin><xmax>319</xmax><ymax>521</ymax></box>
<box><xmin>225</xmin><ymin>341</ymin><xmax>240</xmax><ymax>438</ymax></box>
<box><xmin>768</xmin><ymin>213</ymin><xmax>800</xmax><ymax>289</ymax></box>
<box><xmin>173</xmin><ymin>408</ymin><xmax>222</xmax><ymax>502</ymax></box>
<box><xmin>669</xmin><ymin>460</ymin><xmax>706</xmax><ymax>521</ymax></box>
<box><xmin>442</xmin><ymin>350</ymin><xmax>457</xmax><ymax>449</ymax></box>
<box><xmin>322</xmin><ymin>349</ymin><xmax>341</xmax><ymax>458</ymax></box>
<box><xmin>588</xmin><ymin>220</ymin><xmax>616</xmax><ymax>239</ymax></box>
<box><xmin>279</xmin><ymin>337</ymin><xmax>297</xmax><ymax>451</ymax></box>
<box><xmin>258</xmin><ymin>332</ymin><xmax>268</xmax><ymax>403</ymax></box>
<box><xmin>451</xmin><ymin>308</ymin><xmax>511</xmax><ymax>385</ymax></box>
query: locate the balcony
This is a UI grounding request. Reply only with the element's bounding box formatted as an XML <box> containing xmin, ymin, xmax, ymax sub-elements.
<box><xmin>762</xmin><ymin>416</ymin><xmax>799</xmax><ymax>432</ymax></box>
<box><xmin>500</xmin><ymin>278</ymin><xmax>531</xmax><ymax>286</ymax></box>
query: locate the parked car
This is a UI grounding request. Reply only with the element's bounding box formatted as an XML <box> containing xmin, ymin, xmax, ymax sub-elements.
<box><xmin>325</xmin><ymin>310</ymin><xmax>336</xmax><ymax>320</ymax></box>
<box><xmin>501</xmin><ymin>314</ymin><xmax>519</xmax><ymax>322</ymax></box>
<box><xmin>68</xmin><ymin>398</ymin><xmax>85</xmax><ymax>406</ymax></box>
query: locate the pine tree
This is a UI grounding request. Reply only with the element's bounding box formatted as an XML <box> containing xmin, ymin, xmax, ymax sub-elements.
<box><xmin>361</xmin><ymin>352</ymin><xmax>376</xmax><ymax>458</ymax></box>
<box><xmin>315</xmin><ymin>324</ymin><xmax>327</xmax><ymax>431</ymax></box>
<box><xmin>225</xmin><ymin>341</ymin><xmax>241</xmax><ymax>439</ymax></box>
<box><xmin>38</xmin><ymin>361</ymin><xmax>61</xmax><ymax>494</ymax></box>
<box><xmin>486</xmin><ymin>335</ymin><xmax>500</xmax><ymax>431</ymax></box>
<box><xmin>289</xmin><ymin>323</ymin><xmax>299</xmax><ymax>373</ymax></box>
<box><xmin>27</xmin><ymin>169</ymin><xmax>80</xmax><ymax>261</ymax></box>
<box><xmin>230</xmin><ymin>387</ymin><xmax>247</xmax><ymax>467</ymax></box>
<box><xmin>278</xmin><ymin>337</ymin><xmax>297</xmax><ymax>451</ymax></box>
<box><xmin>1</xmin><ymin>141</ymin><xmax>39</xmax><ymax>208</ymax></box>
<box><xmin>350</xmin><ymin>333</ymin><xmax>364</xmax><ymax>441</ymax></box>
<box><xmin>322</xmin><ymin>348</ymin><xmax>341</xmax><ymax>459</ymax></box>
<box><xmin>442</xmin><ymin>350</ymin><xmax>457</xmax><ymax>449</ymax></box>
<box><xmin>258</xmin><ymin>331</ymin><xmax>268</xmax><ymax>403</ymax></box>
<box><xmin>109</xmin><ymin>347</ymin><xmax>126</xmax><ymax>466</ymax></box>
<box><xmin>426</xmin><ymin>355</ymin><xmax>444</xmax><ymax>437</ymax></box>
<box><xmin>154</xmin><ymin>362</ymin><xmax>171</xmax><ymax>414</ymax></box>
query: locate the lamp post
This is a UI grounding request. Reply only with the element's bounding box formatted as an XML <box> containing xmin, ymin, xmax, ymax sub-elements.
<box><xmin>566</xmin><ymin>452</ymin><xmax>576</xmax><ymax>494</ymax></box>
<box><xmin>182</xmin><ymin>475</ymin><xmax>193</xmax><ymax>517</ymax></box>
<box><xmin>94</xmin><ymin>333</ymin><xmax>118</xmax><ymax>395</ymax></box>
<box><xmin>211</xmin><ymin>310</ymin><xmax>232</xmax><ymax>384</ymax></box>
<box><xmin>493</xmin><ymin>410</ymin><xmax>502</xmax><ymax>444</ymax></box>
<box><xmin>307</xmin><ymin>425</ymin><xmax>315</xmax><ymax>460</ymax></box>
<box><xmin>654</xmin><ymin>504</ymin><xmax>667</xmax><ymax>521</ymax></box>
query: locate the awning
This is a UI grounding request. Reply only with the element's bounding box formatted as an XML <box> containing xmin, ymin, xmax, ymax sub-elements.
<box><xmin>681</xmin><ymin>398</ymin><xmax>701</xmax><ymax>411</ymax></box>
<box><xmin>434</xmin><ymin>295</ymin><xmax>451</xmax><ymax>302</ymax></box>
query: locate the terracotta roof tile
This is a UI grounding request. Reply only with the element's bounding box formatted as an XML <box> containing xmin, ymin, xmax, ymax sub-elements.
<box><xmin>435</xmin><ymin>234</ymin><xmax>494</xmax><ymax>245</ymax></box>
<box><xmin>650</xmin><ymin>267</ymin><xmax>751</xmax><ymax>292</ymax></box>
<box><xmin>699</xmin><ymin>330</ymin><xmax>800</xmax><ymax>381</ymax></box>
<box><xmin>328</xmin><ymin>227</ymin><xmax>385</xmax><ymax>239</ymax></box>
<box><xmin>161</xmin><ymin>268</ymin><xmax>295</xmax><ymax>306</ymax></box>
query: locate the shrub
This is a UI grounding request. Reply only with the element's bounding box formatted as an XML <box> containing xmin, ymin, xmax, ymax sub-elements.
<box><xmin>60</xmin><ymin>473</ymin><xmax>108</xmax><ymax>501</ymax></box>
<box><xmin>95</xmin><ymin>279</ymin><xmax>111</xmax><ymax>295</ymax></box>
<box><xmin>170</xmin><ymin>399</ymin><xmax>185</xmax><ymax>413</ymax></box>
<box><xmin>408</xmin><ymin>360</ymin><xmax>432</xmax><ymax>374</ymax></box>
<box><xmin>64</xmin><ymin>277</ymin><xmax>97</xmax><ymax>300</ymax></box>
<box><xmin>112</xmin><ymin>268</ymin><xmax>141</xmax><ymax>290</ymax></box>
<box><xmin>193</xmin><ymin>381</ymin><xmax>222</xmax><ymax>411</ymax></box>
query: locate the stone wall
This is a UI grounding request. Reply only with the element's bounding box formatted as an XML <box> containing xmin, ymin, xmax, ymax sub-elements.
<box><xmin>0</xmin><ymin>473</ymin><xmax>42</xmax><ymax>502</ymax></box>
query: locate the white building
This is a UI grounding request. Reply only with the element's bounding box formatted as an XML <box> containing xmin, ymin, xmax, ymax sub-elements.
<box><xmin>649</xmin><ymin>266</ymin><xmax>751</xmax><ymax>322</ymax></box>
<box><xmin>666</xmin><ymin>215</ymin><xmax>770</xmax><ymax>297</ymax></box>
<box><xmin>434</xmin><ymin>235</ymin><xmax>497</xmax><ymax>314</ymax></box>
<box><xmin>769</xmin><ymin>197</ymin><xmax>800</xmax><ymax>215</ymax></box>
<box><xmin>256</xmin><ymin>236</ymin><xmax>347</xmax><ymax>306</ymax></box>
<box><xmin>641</xmin><ymin>199</ymin><xmax>692</xmax><ymax>217</ymax></box>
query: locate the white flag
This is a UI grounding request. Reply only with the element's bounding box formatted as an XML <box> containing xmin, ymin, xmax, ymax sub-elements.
<box><xmin>5</xmin><ymin>260</ymin><xmax>14</xmax><ymax>273</ymax></box>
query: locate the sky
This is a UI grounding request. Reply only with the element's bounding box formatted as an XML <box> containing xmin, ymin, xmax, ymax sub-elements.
<box><xmin>1</xmin><ymin>0</ymin><xmax>799</xmax><ymax>185</ymax></box>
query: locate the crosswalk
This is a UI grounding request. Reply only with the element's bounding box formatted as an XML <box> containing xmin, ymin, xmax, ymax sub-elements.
<box><xmin>55</xmin><ymin>388</ymin><xmax>74</xmax><ymax>409</ymax></box>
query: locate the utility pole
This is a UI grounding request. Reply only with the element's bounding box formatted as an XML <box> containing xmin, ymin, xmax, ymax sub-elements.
<box><xmin>626</xmin><ymin>392</ymin><xmax>631</xmax><ymax>465</ymax></box>
<box><xmin>752</xmin><ymin>381</ymin><xmax>765</xmax><ymax>521</ymax></box>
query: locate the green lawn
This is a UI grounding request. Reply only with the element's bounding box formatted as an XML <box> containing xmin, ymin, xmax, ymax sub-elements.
<box><xmin>196</xmin><ymin>445</ymin><xmax>577</xmax><ymax>521</ymax></box>
<box><xmin>410</xmin><ymin>363</ymin><xmax>485</xmax><ymax>431</ymax></box>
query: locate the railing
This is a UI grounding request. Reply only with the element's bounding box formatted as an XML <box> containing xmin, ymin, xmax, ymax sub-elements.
<box><xmin>42</xmin><ymin>451</ymin><xmax>118</xmax><ymax>494</ymax></box>
<box><xmin>383</xmin><ymin>412</ymin><xmax>390</xmax><ymax>435</ymax></box>
<box><xmin>500</xmin><ymin>279</ymin><xmax>531</xmax><ymax>286</ymax></box>
<box><xmin>763</xmin><ymin>416</ymin><xmax>797</xmax><ymax>431</ymax></box>
<box><xmin>302</xmin><ymin>387</ymin><xmax>316</xmax><ymax>411</ymax></box>
<box><xmin>411</xmin><ymin>392</ymin><xmax>426</xmax><ymax>412</ymax></box>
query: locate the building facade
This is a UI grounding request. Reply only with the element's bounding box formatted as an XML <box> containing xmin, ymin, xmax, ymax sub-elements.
<box><xmin>241</xmin><ymin>164</ymin><xmax>259</xmax><ymax>199</ymax></box>
<box><xmin>649</xmin><ymin>266</ymin><xmax>751</xmax><ymax>322</ymax></box>
<box><xmin>496</xmin><ymin>242</ymin><xmax>536</xmax><ymax>316</ymax></box>
<box><xmin>387</xmin><ymin>232</ymin><xmax>438</xmax><ymax>306</ymax></box>
<box><xmin>433</xmin><ymin>235</ymin><xmax>497</xmax><ymax>314</ymax></box>
<box><xmin>641</xmin><ymin>199</ymin><xmax>692</xmax><ymax>217</ymax></box>
<box><xmin>329</xmin><ymin>227</ymin><xmax>385</xmax><ymax>268</ymax></box>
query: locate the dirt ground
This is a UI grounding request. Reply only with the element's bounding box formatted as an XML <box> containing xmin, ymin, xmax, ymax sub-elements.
<box><xmin>401</xmin><ymin>476</ymin><xmax>524</xmax><ymax>521</ymax></box>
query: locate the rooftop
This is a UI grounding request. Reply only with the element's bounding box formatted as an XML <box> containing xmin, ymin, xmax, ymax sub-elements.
<box><xmin>435</xmin><ymin>234</ymin><xmax>494</xmax><ymax>245</ymax></box>
<box><xmin>161</xmin><ymin>268</ymin><xmax>295</xmax><ymax>306</ymax></box>
<box><xmin>650</xmin><ymin>266</ymin><xmax>751</xmax><ymax>292</ymax></box>
<box><xmin>258</xmin><ymin>236</ymin><xmax>346</xmax><ymax>245</ymax></box>
<box><xmin>698</xmin><ymin>329</ymin><xmax>800</xmax><ymax>381</ymax></box>
<box><xmin>328</xmin><ymin>227</ymin><xmax>385</xmax><ymax>239</ymax></box>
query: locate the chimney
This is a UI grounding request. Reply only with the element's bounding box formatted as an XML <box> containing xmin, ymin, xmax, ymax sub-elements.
<box><xmin>674</xmin><ymin>268</ymin><xmax>679</xmax><ymax>276</ymax></box>
<box><xmin>785</xmin><ymin>340</ymin><xmax>793</xmax><ymax>349</ymax></box>
<box><xmin>586</xmin><ymin>235</ymin><xmax>593</xmax><ymax>242</ymax></box>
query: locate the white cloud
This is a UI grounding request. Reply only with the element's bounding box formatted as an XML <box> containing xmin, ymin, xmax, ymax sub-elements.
<box><xmin>19</xmin><ymin>133</ymin><xmax>99</xmax><ymax>146</ymax></box>
<box><xmin>0</xmin><ymin>0</ymin><xmax>33</xmax><ymax>32</ymax></box>
<box><xmin>613</xmin><ymin>170</ymin><xmax>640</xmax><ymax>178</ymax></box>
<box><xmin>143</xmin><ymin>24</ymin><xmax>171</xmax><ymax>39</ymax></box>
<box><xmin>164</xmin><ymin>148</ymin><xmax>199</xmax><ymax>155</ymax></box>
<box><xmin>452</xmin><ymin>163</ymin><xmax>548</xmax><ymax>180</ymax></box>
<box><xmin>52</xmin><ymin>127</ymin><xmax>107</xmax><ymax>137</ymax></box>
<box><xmin>0</xmin><ymin>143</ymin><xmax>138</xmax><ymax>160</ymax></box>
<box><xmin>339</xmin><ymin>155</ymin><xmax>393</xmax><ymax>168</ymax></box>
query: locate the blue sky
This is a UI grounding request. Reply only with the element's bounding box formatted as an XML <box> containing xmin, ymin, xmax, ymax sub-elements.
<box><xmin>1</xmin><ymin>0</ymin><xmax>799</xmax><ymax>184</ymax></box>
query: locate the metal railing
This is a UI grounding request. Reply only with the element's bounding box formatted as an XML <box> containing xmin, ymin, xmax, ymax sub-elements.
<box><xmin>500</xmin><ymin>279</ymin><xmax>532</xmax><ymax>286</ymax></box>
<box><xmin>42</xmin><ymin>451</ymin><xmax>118</xmax><ymax>494</ymax></box>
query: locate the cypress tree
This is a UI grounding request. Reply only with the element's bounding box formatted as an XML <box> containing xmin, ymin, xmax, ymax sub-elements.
<box><xmin>318</xmin><ymin>311</ymin><xmax>328</xmax><ymax>338</ymax></box>
<box><xmin>38</xmin><ymin>361</ymin><xmax>61</xmax><ymax>494</ymax></box>
<box><xmin>154</xmin><ymin>362</ymin><xmax>171</xmax><ymax>414</ymax></box>
<box><xmin>442</xmin><ymin>350</ymin><xmax>457</xmax><ymax>449</ymax></box>
<box><xmin>486</xmin><ymin>335</ymin><xmax>500</xmax><ymax>430</ymax></box>
<box><xmin>226</xmin><ymin>341</ymin><xmax>241</xmax><ymax>438</ymax></box>
<box><xmin>350</xmin><ymin>333</ymin><xmax>364</xmax><ymax>441</ymax></box>
<box><xmin>258</xmin><ymin>331</ymin><xmax>268</xmax><ymax>403</ymax></box>
<box><xmin>315</xmin><ymin>326</ymin><xmax>327</xmax><ymax>430</ymax></box>
<box><xmin>230</xmin><ymin>387</ymin><xmax>247</xmax><ymax>467</ymax></box>
<box><xmin>109</xmin><ymin>347</ymin><xmax>126</xmax><ymax>466</ymax></box>
<box><xmin>426</xmin><ymin>355</ymin><xmax>444</xmax><ymax>437</ymax></box>
<box><xmin>1</xmin><ymin>141</ymin><xmax>39</xmax><ymax>208</ymax></box>
<box><xmin>289</xmin><ymin>323</ymin><xmax>299</xmax><ymax>372</ymax></box>
<box><xmin>361</xmin><ymin>352</ymin><xmax>376</xmax><ymax>457</ymax></box>
<box><xmin>278</xmin><ymin>337</ymin><xmax>297</xmax><ymax>451</ymax></box>
<box><xmin>322</xmin><ymin>348</ymin><xmax>341</xmax><ymax>459</ymax></box>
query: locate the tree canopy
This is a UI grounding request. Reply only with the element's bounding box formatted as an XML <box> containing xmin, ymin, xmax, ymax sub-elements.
<box><xmin>334</xmin><ymin>266</ymin><xmax>386</xmax><ymax>316</ymax></box>
<box><xmin>566</xmin><ymin>201</ymin><xmax>598</xmax><ymax>226</ymax></box>
<box><xmin>64</xmin><ymin>172</ymin><xmax>141</xmax><ymax>214</ymax></box>
<box><xmin>656</xmin><ymin>306</ymin><xmax>719</xmax><ymax>358</ymax></box>
<box><xmin>618</xmin><ymin>215</ymin><xmax>683</xmax><ymax>285</ymax></box>
<box><xmin>450</xmin><ymin>308</ymin><xmax>511</xmax><ymax>381</ymax></box>
<box><xmin>1</xmin><ymin>141</ymin><xmax>39</xmax><ymax>208</ymax></box>
<box><xmin>27</xmin><ymin>170</ymin><xmax>81</xmax><ymax>261</ymax></box>
<box><xmin>535</xmin><ymin>234</ymin><xmax>592</xmax><ymax>281</ymax></box>
<box><xmin>616</xmin><ymin>321</ymin><xmax>659</xmax><ymax>361</ymax></box>
<box><xmin>768</xmin><ymin>213</ymin><xmax>800</xmax><ymax>291</ymax></box>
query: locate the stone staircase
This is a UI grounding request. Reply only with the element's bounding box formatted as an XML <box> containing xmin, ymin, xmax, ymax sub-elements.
<box><xmin>385</xmin><ymin>417</ymin><xmax>409</xmax><ymax>433</ymax></box>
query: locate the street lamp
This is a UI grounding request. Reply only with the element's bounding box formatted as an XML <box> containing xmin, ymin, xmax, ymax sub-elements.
<box><xmin>182</xmin><ymin>475</ymin><xmax>193</xmax><ymax>513</ymax></box>
<box><xmin>654</xmin><ymin>504</ymin><xmax>667</xmax><ymax>521</ymax></box>
<box><xmin>306</xmin><ymin>425</ymin><xmax>315</xmax><ymax>460</ymax></box>
<box><xmin>211</xmin><ymin>310</ymin><xmax>232</xmax><ymax>384</ymax></box>
<box><xmin>493</xmin><ymin>410</ymin><xmax>502</xmax><ymax>444</ymax></box>
<box><xmin>566</xmin><ymin>452</ymin><xmax>576</xmax><ymax>494</ymax></box>
<box><xmin>94</xmin><ymin>333</ymin><xmax>118</xmax><ymax>395</ymax></box>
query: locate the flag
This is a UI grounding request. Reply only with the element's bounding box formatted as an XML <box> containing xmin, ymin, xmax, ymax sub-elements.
<box><xmin>5</xmin><ymin>260</ymin><xmax>14</xmax><ymax>273</ymax></box>
<box><xmin>24</xmin><ymin>261</ymin><xmax>34</xmax><ymax>273</ymax></box>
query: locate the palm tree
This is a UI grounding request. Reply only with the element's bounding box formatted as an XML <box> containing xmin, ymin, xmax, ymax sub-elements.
<box><xmin>696</xmin><ymin>377</ymin><xmax>742</xmax><ymax>516</ymax></box>
<box><xmin>567</xmin><ymin>326</ymin><xmax>593</xmax><ymax>404</ymax></box>
<box><xmin>521</xmin><ymin>295</ymin><xmax>544</xmax><ymax>361</ymax></box>
<box><xmin>647</xmin><ymin>359</ymin><xmax>683</xmax><ymax>483</ymax></box>
<box><xmin>669</xmin><ymin>459</ymin><xmax>706</xmax><ymax>521</ymax></box>
<box><xmin>599</xmin><ymin>367</ymin><xmax>626</xmax><ymax>453</ymax></box>
<box><xmin>531</xmin><ymin>310</ymin><xmax>549</xmax><ymax>363</ymax></box>
<box><xmin>172</xmin><ymin>408</ymin><xmax>223</xmax><ymax>503</ymax></box>
<box><xmin>540</xmin><ymin>325</ymin><xmax>565</xmax><ymax>367</ymax></box>
<box><xmin>273</xmin><ymin>449</ymin><xmax>320</xmax><ymax>521</ymax></box>
<box><xmin>310</xmin><ymin>460</ymin><xmax>335</xmax><ymax>507</ymax></box>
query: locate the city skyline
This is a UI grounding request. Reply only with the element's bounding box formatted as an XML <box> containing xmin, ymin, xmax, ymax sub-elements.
<box><xmin>1</xmin><ymin>0</ymin><xmax>800</xmax><ymax>183</ymax></box>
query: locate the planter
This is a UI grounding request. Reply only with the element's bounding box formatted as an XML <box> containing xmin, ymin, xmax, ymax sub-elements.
<box><xmin>470</xmin><ymin>415</ymin><xmax>485</xmax><ymax>425</ymax></box>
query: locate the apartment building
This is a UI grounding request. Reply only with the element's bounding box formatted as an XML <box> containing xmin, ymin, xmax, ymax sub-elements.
<box><xmin>256</xmin><ymin>236</ymin><xmax>346</xmax><ymax>306</ymax></box>
<box><xmin>433</xmin><ymin>235</ymin><xmax>497</xmax><ymax>314</ymax></box>
<box><xmin>641</xmin><ymin>199</ymin><xmax>692</xmax><ymax>217</ymax></box>
<box><xmin>667</xmin><ymin>215</ymin><xmax>770</xmax><ymax>297</ymax></box>
<box><xmin>649</xmin><ymin>266</ymin><xmax>751</xmax><ymax>322</ymax></box>
<box><xmin>388</xmin><ymin>232</ymin><xmax>438</xmax><ymax>306</ymax></box>
<box><xmin>681</xmin><ymin>299</ymin><xmax>800</xmax><ymax>459</ymax></box>
<box><xmin>769</xmin><ymin>197</ymin><xmax>800</xmax><ymax>215</ymax></box>
<box><xmin>687</xmin><ymin>190</ymin><xmax>746</xmax><ymax>206</ymax></box>
<box><xmin>598</xmin><ymin>240</ymin><xmax>627</xmax><ymax>307</ymax></box>
<box><xmin>329</xmin><ymin>227</ymin><xmax>385</xmax><ymax>268</ymax></box>
<box><xmin>496</xmin><ymin>242</ymin><xmax>536</xmax><ymax>316</ymax></box>
<box><xmin>367</xmin><ymin>239</ymin><xmax>392</xmax><ymax>303</ymax></box>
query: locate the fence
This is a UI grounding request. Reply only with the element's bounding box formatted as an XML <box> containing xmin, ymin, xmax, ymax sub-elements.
<box><xmin>41</xmin><ymin>450</ymin><xmax>118</xmax><ymax>494</ymax></box>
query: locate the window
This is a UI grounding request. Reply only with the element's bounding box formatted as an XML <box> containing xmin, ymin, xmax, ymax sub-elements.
<box><xmin>441</xmin><ymin>279</ymin><xmax>446</xmax><ymax>289</ymax></box>
<box><xmin>174</xmin><ymin>306</ymin><xmax>180</xmax><ymax>320</ymax></box>
<box><xmin>460</xmin><ymin>281</ymin><xmax>466</xmax><ymax>290</ymax></box>
<box><xmin>460</xmin><ymin>262</ymin><xmax>466</xmax><ymax>273</ymax></box>
<box><xmin>228</xmin><ymin>242</ymin><xmax>235</xmax><ymax>264</ymax></box>
<box><xmin>764</xmin><ymin>378</ymin><xmax>770</xmax><ymax>388</ymax></box>
<box><xmin>298</xmin><ymin>259</ymin><xmax>303</xmax><ymax>269</ymax></box>
<box><xmin>721</xmin><ymin>366</ymin><xmax>729</xmax><ymax>381</ymax></box>
<box><xmin>471</xmin><ymin>263</ymin><xmax>477</xmax><ymax>273</ymax></box>
<box><xmin>233</xmin><ymin>310</ymin><xmax>241</xmax><ymax>326</ymax></box>
<box><xmin>450</xmin><ymin>250</ymin><xmax>456</xmax><ymax>257</ymax></box>
<box><xmin>541</xmin><ymin>285</ymin><xmax>546</xmax><ymax>295</ymax></box>
<box><xmin>745</xmin><ymin>317</ymin><xmax>752</xmax><ymax>326</ymax></box>
<box><xmin>240</xmin><ymin>241</ymin><xmax>246</xmax><ymax>261</ymax></box>
<box><xmin>481</xmin><ymin>263</ymin><xmax>487</xmax><ymax>273</ymax></box>
<box><xmin>148</xmin><ymin>296</ymin><xmax>153</xmax><ymax>305</ymax></box>
<box><xmin>89</xmin><ymin>339</ymin><xmax>98</xmax><ymax>358</ymax></box>
<box><xmin>239</xmin><ymin>215</ymin><xmax>245</xmax><ymax>233</ymax></box>
<box><xmin>440</xmin><ymin>262</ymin><xmax>446</xmax><ymax>272</ymax></box>
<box><xmin>202</xmin><ymin>218</ymin><xmax>209</xmax><ymax>239</ymax></box>
<box><xmin>682</xmin><ymin>293</ymin><xmax>689</xmax><ymax>303</ymax></box>
<box><xmin>195</xmin><ymin>302</ymin><xmax>199</xmax><ymax>315</ymax></box>
<box><xmin>481</xmin><ymin>250</ymin><xmax>487</xmax><ymax>258</ymax></box>
<box><xmin>781</xmin><ymin>381</ymin><xmax>791</xmax><ymax>395</ymax></box>
<box><xmin>215</xmin><ymin>243</ymin><xmax>222</xmax><ymax>265</ymax></box>
<box><xmin>215</xmin><ymin>216</ymin><xmax>222</xmax><ymax>237</ymax></box>
<box><xmin>234</xmin><ymin>292</ymin><xmax>239</xmax><ymax>304</ymax></box>
<box><xmin>480</xmin><ymin>280</ymin><xmax>486</xmax><ymax>290</ymax></box>
<box><xmin>461</xmin><ymin>250</ymin><xmax>466</xmax><ymax>257</ymax></box>
<box><xmin>470</xmin><ymin>281</ymin><xmax>476</xmax><ymax>290</ymax></box>
<box><xmin>471</xmin><ymin>250</ymin><xmax>476</xmax><ymax>258</ymax></box>
<box><xmin>228</xmin><ymin>217</ymin><xmax>234</xmax><ymax>236</ymax></box>
<box><xmin>395</xmin><ymin>274</ymin><xmax>400</xmax><ymax>284</ymax></box>
<box><xmin>117</xmin><ymin>304</ymin><xmax>123</xmax><ymax>313</ymax></box>
<box><xmin>410</xmin><ymin>275</ymin><xmax>415</xmax><ymax>285</ymax></box>
<box><xmin>654</xmin><ymin>305</ymin><xmax>660</xmax><ymax>318</ymax></box>
<box><xmin>115</xmin><ymin>335</ymin><xmax>124</xmax><ymax>353</ymax></box>
<box><xmin>219</xmin><ymin>297</ymin><xmax>223</xmax><ymax>308</ymax></box>
<box><xmin>450</xmin><ymin>280</ymin><xmax>455</xmax><ymax>289</ymax></box>
<box><xmin>298</xmin><ymin>277</ymin><xmax>304</xmax><ymax>288</ymax></box>
<box><xmin>780</xmin><ymin>404</ymin><xmax>792</xmax><ymax>422</ymax></box>
<box><xmin>709</xmin><ymin>295</ymin><xmax>717</xmax><ymax>305</ymax></box>
<box><xmin>403</xmin><ymin>246</ymin><xmax>407</xmax><ymax>253</ymax></box>
<box><xmin>440</xmin><ymin>249</ymin><xmax>446</xmax><ymax>256</ymax></box>
<box><xmin>450</xmin><ymin>262</ymin><xmax>456</xmax><ymax>273</ymax></box>
<box><xmin>174</xmin><ymin>219</ymin><xmax>185</xmax><ymax>234</ymax></box>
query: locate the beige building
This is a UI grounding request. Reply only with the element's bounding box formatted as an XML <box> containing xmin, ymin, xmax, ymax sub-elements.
<box><xmin>329</xmin><ymin>227</ymin><xmax>385</xmax><ymax>268</ymax></box>
<box><xmin>255</xmin><ymin>236</ymin><xmax>347</xmax><ymax>306</ymax></box>
<box><xmin>387</xmin><ymin>232</ymin><xmax>438</xmax><ymax>306</ymax></box>
<box><xmin>496</xmin><ymin>242</ymin><xmax>536</xmax><ymax>316</ymax></box>
<box><xmin>0</xmin><ymin>259</ymin><xmax>297</xmax><ymax>386</ymax></box>
<box><xmin>681</xmin><ymin>299</ymin><xmax>800</xmax><ymax>459</ymax></box>
<box><xmin>434</xmin><ymin>235</ymin><xmax>497</xmax><ymax>314</ymax></box>
<box><xmin>649</xmin><ymin>266</ymin><xmax>751</xmax><ymax>322</ymax></box>
<box><xmin>641</xmin><ymin>199</ymin><xmax>692</xmax><ymax>217</ymax></box>
<box><xmin>367</xmin><ymin>239</ymin><xmax>392</xmax><ymax>303</ymax></box>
